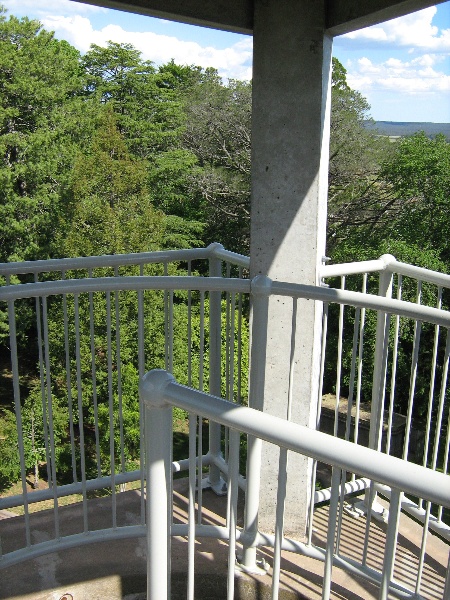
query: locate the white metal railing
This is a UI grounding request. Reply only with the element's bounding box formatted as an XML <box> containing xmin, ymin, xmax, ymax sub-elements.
<box><xmin>0</xmin><ymin>245</ymin><xmax>249</xmax><ymax>565</ymax></box>
<box><xmin>0</xmin><ymin>248</ymin><xmax>449</xmax><ymax>599</ymax></box>
<box><xmin>140</xmin><ymin>369</ymin><xmax>450</xmax><ymax>600</ymax></box>
<box><xmin>319</xmin><ymin>255</ymin><xmax>450</xmax><ymax>541</ymax></box>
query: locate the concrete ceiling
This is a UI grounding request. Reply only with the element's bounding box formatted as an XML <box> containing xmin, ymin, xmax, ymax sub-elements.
<box><xmin>70</xmin><ymin>0</ymin><xmax>447</xmax><ymax>35</ymax></box>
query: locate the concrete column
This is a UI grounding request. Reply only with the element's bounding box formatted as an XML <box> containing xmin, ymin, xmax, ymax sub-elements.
<box><xmin>249</xmin><ymin>0</ymin><xmax>332</xmax><ymax>537</ymax></box>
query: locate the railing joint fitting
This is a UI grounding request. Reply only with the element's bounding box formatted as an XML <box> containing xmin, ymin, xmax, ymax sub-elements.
<box><xmin>139</xmin><ymin>369</ymin><xmax>175</xmax><ymax>408</ymax></box>
<box><xmin>250</xmin><ymin>274</ymin><xmax>272</xmax><ymax>296</ymax></box>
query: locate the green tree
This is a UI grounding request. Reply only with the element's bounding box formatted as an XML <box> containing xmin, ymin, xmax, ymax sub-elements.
<box><xmin>380</xmin><ymin>132</ymin><xmax>450</xmax><ymax>262</ymax></box>
<box><xmin>327</xmin><ymin>58</ymin><xmax>393</xmax><ymax>252</ymax></box>
<box><xmin>0</xmin><ymin>9</ymin><xmax>91</xmax><ymax>263</ymax></box>
<box><xmin>182</xmin><ymin>75</ymin><xmax>252</xmax><ymax>253</ymax></box>
<box><xmin>82</xmin><ymin>42</ymin><xmax>185</xmax><ymax>158</ymax></box>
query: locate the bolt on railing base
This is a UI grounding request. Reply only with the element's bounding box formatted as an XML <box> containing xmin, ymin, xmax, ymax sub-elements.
<box><xmin>353</xmin><ymin>499</ymin><xmax>389</xmax><ymax>523</ymax></box>
<box><xmin>235</xmin><ymin>555</ymin><xmax>269</xmax><ymax>576</ymax></box>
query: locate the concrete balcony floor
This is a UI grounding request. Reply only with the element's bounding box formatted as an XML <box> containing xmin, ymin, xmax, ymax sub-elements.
<box><xmin>0</xmin><ymin>478</ymin><xmax>448</xmax><ymax>600</ymax></box>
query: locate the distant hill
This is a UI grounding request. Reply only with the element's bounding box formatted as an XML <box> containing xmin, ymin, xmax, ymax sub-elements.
<box><xmin>364</xmin><ymin>121</ymin><xmax>450</xmax><ymax>139</ymax></box>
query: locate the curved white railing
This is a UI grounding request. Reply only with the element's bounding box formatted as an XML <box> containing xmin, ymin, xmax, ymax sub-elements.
<box><xmin>0</xmin><ymin>248</ymin><xmax>449</xmax><ymax>599</ymax></box>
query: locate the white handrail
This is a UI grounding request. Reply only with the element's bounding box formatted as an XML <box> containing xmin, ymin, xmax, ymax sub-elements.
<box><xmin>321</xmin><ymin>253</ymin><xmax>450</xmax><ymax>289</ymax></box>
<box><xmin>141</xmin><ymin>370</ymin><xmax>450</xmax><ymax>509</ymax></box>
<box><xmin>0</xmin><ymin>276</ymin><xmax>251</xmax><ymax>300</ymax></box>
<box><xmin>0</xmin><ymin>243</ymin><xmax>250</xmax><ymax>277</ymax></box>
<box><xmin>269</xmin><ymin>278</ymin><xmax>450</xmax><ymax>327</ymax></box>
<box><xmin>2</xmin><ymin>274</ymin><xmax>449</xmax><ymax>327</ymax></box>
<box><xmin>320</xmin><ymin>259</ymin><xmax>386</xmax><ymax>278</ymax></box>
<box><xmin>208</xmin><ymin>242</ymin><xmax>250</xmax><ymax>269</ymax></box>
<box><xmin>0</xmin><ymin>248</ymin><xmax>211</xmax><ymax>276</ymax></box>
<box><xmin>386</xmin><ymin>259</ymin><xmax>450</xmax><ymax>288</ymax></box>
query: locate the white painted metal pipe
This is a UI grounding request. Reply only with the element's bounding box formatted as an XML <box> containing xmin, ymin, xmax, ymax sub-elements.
<box><xmin>140</xmin><ymin>370</ymin><xmax>450</xmax><ymax>509</ymax></box>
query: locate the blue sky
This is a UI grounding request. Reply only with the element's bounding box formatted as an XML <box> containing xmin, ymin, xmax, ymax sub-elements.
<box><xmin>2</xmin><ymin>0</ymin><xmax>449</xmax><ymax>122</ymax></box>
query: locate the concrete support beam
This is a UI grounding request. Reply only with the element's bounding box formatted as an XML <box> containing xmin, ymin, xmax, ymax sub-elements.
<box><xmin>71</xmin><ymin>0</ymin><xmax>448</xmax><ymax>38</ymax></box>
<box><xmin>249</xmin><ymin>0</ymin><xmax>332</xmax><ymax>537</ymax></box>
<box><xmin>326</xmin><ymin>0</ymin><xmax>448</xmax><ymax>36</ymax></box>
<box><xmin>69</xmin><ymin>0</ymin><xmax>254</xmax><ymax>34</ymax></box>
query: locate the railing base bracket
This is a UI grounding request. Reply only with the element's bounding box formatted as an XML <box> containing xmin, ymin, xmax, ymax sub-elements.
<box><xmin>201</xmin><ymin>476</ymin><xmax>228</xmax><ymax>496</ymax></box>
<box><xmin>353</xmin><ymin>500</ymin><xmax>389</xmax><ymax>523</ymax></box>
<box><xmin>235</xmin><ymin>555</ymin><xmax>269</xmax><ymax>576</ymax></box>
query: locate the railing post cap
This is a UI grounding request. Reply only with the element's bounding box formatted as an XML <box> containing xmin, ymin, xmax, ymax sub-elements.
<box><xmin>140</xmin><ymin>369</ymin><xmax>175</xmax><ymax>408</ymax></box>
<box><xmin>380</xmin><ymin>254</ymin><xmax>397</xmax><ymax>268</ymax></box>
<box><xmin>207</xmin><ymin>242</ymin><xmax>224</xmax><ymax>254</ymax></box>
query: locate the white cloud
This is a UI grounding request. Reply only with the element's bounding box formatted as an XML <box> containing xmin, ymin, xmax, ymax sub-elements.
<box><xmin>40</xmin><ymin>15</ymin><xmax>253</xmax><ymax>80</ymax></box>
<box><xmin>347</xmin><ymin>55</ymin><xmax>450</xmax><ymax>95</ymax></box>
<box><xmin>342</xmin><ymin>7</ymin><xmax>450</xmax><ymax>52</ymax></box>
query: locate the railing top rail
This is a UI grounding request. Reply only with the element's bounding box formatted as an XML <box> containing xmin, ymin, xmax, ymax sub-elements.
<box><xmin>0</xmin><ymin>244</ymin><xmax>250</xmax><ymax>277</ymax></box>
<box><xmin>0</xmin><ymin>248</ymin><xmax>213</xmax><ymax>277</ymax></box>
<box><xmin>321</xmin><ymin>254</ymin><xmax>450</xmax><ymax>289</ymax></box>
<box><xmin>208</xmin><ymin>243</ymin><xmax>250</xmax><ymax>269</ymax></box>
<box><xmin>0</xmin><ymin>276</ymin><xmax>252</xmax><ymax>301</ymax></box>
<box><xmin>386</xmin><ymin>259</ymin><xmax>450</xmax><ymax>288</ymax></box>
<box><xmin>320</xmin><ymin>259</ymin><xmax>386</xmax><ymax>279</ymax></box>
<box><xmin>141</xmin><ymin>371</ymin><xmax>450</xmax><ymax>509</ymax></box>
<box><xmin>2</xmin><ymin>274</ymin><xmax>450</xmax><ymax>327</ymax></box>
<box><xmin>266</xmin><ymin>277</ymin><xmax>450</xmax><ymax>328</ymax></box>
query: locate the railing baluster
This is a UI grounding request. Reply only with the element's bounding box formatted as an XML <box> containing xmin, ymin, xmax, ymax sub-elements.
<box><xmin>224</xmin><ymin>288</ymin><xmax>231</xmax><ymax>462</ymax></box>
<box><xmin>439</xmin><ymin>412</ymin><xmax>450</xmax><ymax>523</ymax></box>
<box><xmin>386</xmin><ymin>274</ymin><xmax>402</xmax><ymax>455</ymax></box>
<box><xmin>365</xmin><ymin>269</ymin><xmax>392</xmax><ymax>516</ymax></box>
<box><xmin>354</xmin><ymin>273</ymin><xmax>367</xmax><ymax>447</ymax></box>
<box><xmin>208</xmin><ymin>253</ymin><xmax>223</xmax><ymax>490</ymax></box>
<box><xmin>198</xmin><ymin>291</ymin><xmax>205</xmax><ymax>509</ymax></box>
<box><xmin>369</xmin><ymin>268</ymin><xmax>393</xmax><ymax>453</ymax></box>
<box><xmin>88</xmin><ymin>268</ymin><xmax>102</xmax><ymax>478</ymax></box>
<box><xmin>334</xmin><ymin>277</ymin><xmax>345</xmax><ymax>436</ymax></box>
<box><xmin>187</xmin><ymin>260</ymin><xmax>192</xmax><ymax>386</ymax></box>
<box><xmin>42</xmin><ymin>295</ymin><xmax>60</xmax><ymax>539</ymax></box>
<box><xmin>34</xmin><ymin>273</ymin><xmax>52</xmax><ymax>486</ymax></box>
<box><xmin>227</xmin><ymin>428</ymin><xmax>240</xmax><ymax>600</ymax></box>
<box><xmin>379</xmin><ymin>488</ymin><xmax>401</xmax><ymax>600</ymax></box>
<box><xmin>271</xmin><ymin>447</ymin><xmax>288</xmax><ymax>600</ymax></box>
<box><xmin>62</xmin><ymin>272</ymin><xmax>77</xmax><ymax>482</ymax></box>
<box><xmin>197</xmin><ymin>412</ymin><xmax>203</xmax><ymax>523</ymax></box>
<box><xmin>230</xmin><ymin>290</ymin><xmax>236</xmax><ymax>404</ymax></box>
<box><xmin>187</xmin><ymin>411</ymin><xmax>197</xmax><ymax>600</ymax></box>
<box><xmin>362</xmin><ymin>483</ymin><xmax>376</xmax><ymax>566</ymax></box>
<box><xmin>164</xmin><ymin>262</ymin><xmax>169</xmax><ymax>370</ymax></box>
<box><xmin>419</xmin><ymin>285</ymin><xmax>442</xmax><ymax>512</ymax></box>
<box><xmin>237</xmin><ymin>268</ymin><xmax>244</xmax><ymax>406</ymax></box>
<box><xmin>168</xmin><ymin>288</ymin><xmax>174</xmax><ymax>374</ymax></box>
<box><xmin>322</xmin><ymin>467</ymin><xmax>341</xmax><ymax>600</ymax></box>
<box><xmin>416</xmin><ymin>498</ymin><xmax>431</xmax><ymax>595</ymax></box>
<box><xmin>106</xmin><ymin>292</ymin><xmax>116</xmax><ymax>528</ymax></box>
<box><xmin>114</xmin><ymin>269</ymin><xmax>125</xmax><ymax>477</ymax></box>
<box><xmin>433</xmin><ymin>328</ymin><xmax>450</xmax><ymax>523</ymax></box>
<box><xmin>8</xmin><ymin>293</ymin><xmax>31</xmax><ymax>547</ymax></box>
<box><xmin>138</xmin><ymin>264</ymin><xmax>145</xmax><ymax>525</ymax></box>
<box><xmin>74</xmin><ymin>293</ymin><xmax>88</xmax><ymax>532</ymax></box>
<box><xmin>402</xmin><ymin>281</ymin><xmax>423</xmax><ymax>461</ymax></box>
<box><xmin>308</xmin><ymin>302</ymin><xmax>328</xmax><ymax>544</ymax></box>
<box><xmin>344</xmin><ymin>306</ymin><xmax>360</xmax><ymax>443</ymax></box>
